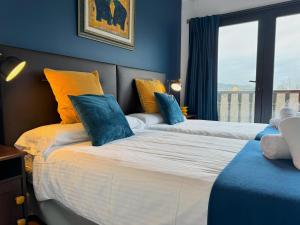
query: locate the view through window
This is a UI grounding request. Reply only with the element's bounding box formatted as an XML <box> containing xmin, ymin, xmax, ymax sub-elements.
<box><xmin>273</xmin><ymin>13</ymin><xmax>300</xmax><ymax>117</ymax></box>
<box><xmin>218</xmin><ymin>21</ymin><xmax>258</xmax><ymax>122</ymax></box>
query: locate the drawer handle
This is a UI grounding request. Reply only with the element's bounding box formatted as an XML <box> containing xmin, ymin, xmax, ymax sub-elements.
<box><xmin>15</xmin><ymin>196</ymin><xmax>25</xmax><ymax>205</ymax></box>
<box><xmin>17</xmin><ymin>218</ymin><xmax>26</xmax><ymax>225</ymax></box>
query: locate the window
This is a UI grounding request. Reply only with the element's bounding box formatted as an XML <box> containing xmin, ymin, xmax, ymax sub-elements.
<box><xmin>218</xmin><ymin>1</ymin><xmax>300</xmax><ymax>123</ymax></box>
<box><xmin>218</xmin><ymin>22</ymin><xmax>258</xmax><ymax>122</ymax></box>
<box><xmin>272</xmin><ymin>14</ymin><xmax>300</xmax><ymax>117</ymax></box>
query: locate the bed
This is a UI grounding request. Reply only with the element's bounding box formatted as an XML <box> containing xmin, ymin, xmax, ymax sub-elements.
<box><xmin>115</xmin><ymin>68</ymin><xmax>278</xmax><ymax>141</ymax></box>
<box><xmin>33</xmin><ymin>130</ymin><xmax>246</xmax><ymax>225</ymax></box>
<box><xmin>148</xmin><ymin>119</ymin><xmax>273</xmax><ymax>140</ymax></box>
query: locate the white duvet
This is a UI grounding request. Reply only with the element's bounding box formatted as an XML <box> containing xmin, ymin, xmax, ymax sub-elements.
<box><xmin>149</xmin><ymin>119</ymin><xmax>268</xmax><ymax>140</ymax></box>
<box><xmin>33</xmin><ymin>130</ymin><xmax>246</xmax><ymax>225</ymax></box>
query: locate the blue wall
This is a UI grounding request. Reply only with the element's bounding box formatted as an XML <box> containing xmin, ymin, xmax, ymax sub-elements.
<box><xmin>0</xmin><ymin>0</ymin><xmax>181</xmax><ymax>79</ymax></box>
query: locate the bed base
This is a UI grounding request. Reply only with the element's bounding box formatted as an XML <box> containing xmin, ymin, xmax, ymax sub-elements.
<box><xmin>27</xmin><ymin>181</ymin><xmax>97</xmax><ymax>225</ymax></box>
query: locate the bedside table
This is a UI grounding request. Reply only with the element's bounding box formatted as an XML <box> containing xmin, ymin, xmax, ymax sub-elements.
<box><xmin>0</xmin><ymin>145</ymin><xmax>27</xmax><ymax>225</ymax></box>
<box><xmin>186</xmin><ymin>114</ymin><xmax>197</xmax><ymax>120</ymax></box>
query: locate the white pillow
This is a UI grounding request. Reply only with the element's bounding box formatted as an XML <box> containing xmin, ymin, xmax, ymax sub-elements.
<box><xmin>128</xmin><ymin>113</ymin><xmax>164</xmax><ymax>126</ymax></box>
<box><xmin>126</xmin><ymin>116</ymin><xmax>146</xmax><ymax>130</ymax></box>
<box><xmin>279</xmin><ymin>117</ymin><xmax>300</xmax><ymax>169</ymax></box>
<box><xmin>15</xmin><ymin>117</ymin><xmax>145</xmax><ymax>156</ymax></box>
<box><xmin>15</xmin><ymin>123</ymin><xmax>89</xmax><ymax>156</ymax></box>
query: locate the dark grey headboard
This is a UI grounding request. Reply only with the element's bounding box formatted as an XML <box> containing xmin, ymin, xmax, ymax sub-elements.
<box><xmin>0</xmin><ymin>45</ymin><xmax>117</xmax><ymax>145</ymax></box>
<box><xmin>117</xmin><ymin>66</ymin><xmax>166</xmax><ymax>114</ymax></box>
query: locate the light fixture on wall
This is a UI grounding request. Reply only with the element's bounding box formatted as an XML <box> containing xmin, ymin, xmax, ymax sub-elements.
<box><xmin>168</xmin><ymin>79</ymin><xmax>182</xmax><ymax>93</ymax></box>
<box><xmin>0</xmin><ymin>53</ymin><xmax>26</xmax><ymax>144</ymax></box>
<box><xmin>168</xmin><ymin>79</ymin><xmax>191</xmax><ymax>117</ymax></box>
<box><xmin>0</xmin><ymin>53</ymin><xmax>26</xmax><ymax>82</ymax></box>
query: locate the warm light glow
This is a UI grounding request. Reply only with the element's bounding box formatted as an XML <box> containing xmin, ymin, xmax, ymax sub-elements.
<box><xmin>5</xmin><ymin>61</ymin><xmax>26</xmax><ymax>82</ymax></box>
<box><xmin>171</xmin><ymin>82</ymin><xmax>182</xmax><ymax>92</ymax></box>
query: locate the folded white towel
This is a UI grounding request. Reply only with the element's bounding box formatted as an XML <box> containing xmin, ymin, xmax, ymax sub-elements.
<box><xmin>269</xmin><ymin>118</ymin><xmax>281</xmax><ymax>128</ymax></box>
<box><xmin>279</xmin><ymin>117</ymin><xmax>300</xmax><ymax>169</ymax></box>
<box><xmin>260</xmin><ymin>134</ymin><xmax>291</xmax><ymax>159</ymax></box>
<box><xmin>280</xmin><ymin>106</ymin><xmax>296</xmax><ymax>119</ymax></box>
<box><xmin>269</xmin><ymin>107</ymin><xmax>295</xmax><ymax>128</ymax></box>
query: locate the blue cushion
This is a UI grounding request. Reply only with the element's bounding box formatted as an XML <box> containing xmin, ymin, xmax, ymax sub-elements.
<box><xmin>155</xmin><ymin>92</ymin><xmax>184</xmax><ymax>125</ymax></box>
<box><xmin>69</xmin><ymin>94</ymin><xmax>134</xmax><ymax>146</ymax></box>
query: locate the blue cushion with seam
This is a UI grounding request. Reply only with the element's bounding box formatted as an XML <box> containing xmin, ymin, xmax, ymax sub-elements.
<box><xmin>155</xmin><ymin>92</ymin><xmax>184</xmax><ymax>125</ymax></box>
<box><xmin>69</xmin><ymin>94</ymin><xmax>134</xmax><ymax>146</ymax></box>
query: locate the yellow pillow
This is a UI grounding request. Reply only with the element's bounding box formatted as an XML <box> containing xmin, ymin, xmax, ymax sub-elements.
<box><xmin>135</xmin><ymin>79</ymin><xmax>166</xmax><ymax>113</ymax></box>
<box><xmin>44</xmin><ymin>68</ymin><xmax>104</xmax><ymax>124</ymax></box>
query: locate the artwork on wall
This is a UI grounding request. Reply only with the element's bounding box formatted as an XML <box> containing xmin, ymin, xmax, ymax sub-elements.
<box><xmin>78</xmin><ymin>0</ymin><xmax>135</xmax><ymax>50</ymax></box>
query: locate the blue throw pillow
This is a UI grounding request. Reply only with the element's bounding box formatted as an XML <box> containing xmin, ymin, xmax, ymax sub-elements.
<box><xmin>155</xmin><ymin>92</ymin><xmax>184</xmax><ymax>125</ymax></box>
<box><xmin>69</xmin><ymin>94</ymin><xmax>134</xmax><ymax>146</ymax></box>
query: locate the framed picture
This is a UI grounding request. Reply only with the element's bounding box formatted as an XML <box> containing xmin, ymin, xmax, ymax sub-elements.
<box><xmin>78</xmin><ymin>0</ymin><xmax>135</xmax><ymax>50</ymax></box>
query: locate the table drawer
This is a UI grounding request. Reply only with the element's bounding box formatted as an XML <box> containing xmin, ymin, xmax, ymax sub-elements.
<box><xmin>0</xmin><ymin>178</ymin><xmax>25</xmax><ymax>225</ymax></box>
<box><xmin>0</xmin><ymin>158</ymin><xmax>22</xmax><ymax>180</ymax></box>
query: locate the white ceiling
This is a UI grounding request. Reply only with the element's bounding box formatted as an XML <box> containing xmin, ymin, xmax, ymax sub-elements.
<box><xmin>183</xmin><ymin>0</ymin><xmax>291</xmax><ymax>17</ymax></box>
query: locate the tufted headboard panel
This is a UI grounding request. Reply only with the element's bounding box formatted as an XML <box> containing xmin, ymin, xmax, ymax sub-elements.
<box><xmin>117</xmin><ymin>66</ymin><xmax>166</xmax><ymax>115</ymax></box>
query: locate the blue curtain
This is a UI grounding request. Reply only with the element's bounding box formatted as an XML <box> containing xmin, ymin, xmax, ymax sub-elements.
<box><xmin>185</xmin><ymin>16</ymin><xmax>220</xmax><ymax>120</ymax></box>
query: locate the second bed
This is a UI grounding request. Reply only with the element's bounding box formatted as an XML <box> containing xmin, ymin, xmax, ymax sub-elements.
<box><xmin>129</xmin><ymin>113</ymin><xmax>276</xmax><ymax>140</ymax></box>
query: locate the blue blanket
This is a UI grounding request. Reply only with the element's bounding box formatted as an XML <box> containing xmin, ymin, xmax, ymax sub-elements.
<box><xmin>208</xmin><ymin>140</ymin><xmax>300</xmax><ymax>225</ymax></box>
<box><xmin>255</xmin><ymin>125</ymin><xmax>279</xmax><ymax>140</ymax></box>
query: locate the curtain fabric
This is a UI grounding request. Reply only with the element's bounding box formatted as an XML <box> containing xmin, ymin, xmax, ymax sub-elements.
<box><xmin>185</xmin><ymin>16</ymin><xmax>220</xmax><ymax>120</ymax></box>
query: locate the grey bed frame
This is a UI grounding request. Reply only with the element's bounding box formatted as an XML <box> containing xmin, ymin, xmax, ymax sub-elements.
<box><xmin>0</xmin><ymin>44</ymin><xmax>166</xmax><ymax>225</ymax></box>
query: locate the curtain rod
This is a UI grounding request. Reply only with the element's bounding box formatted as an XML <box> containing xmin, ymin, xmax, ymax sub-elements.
<box><xmin>186</xmin><ymin>0</ymin><xmax>300</xmax><ymax>24</ymax></box>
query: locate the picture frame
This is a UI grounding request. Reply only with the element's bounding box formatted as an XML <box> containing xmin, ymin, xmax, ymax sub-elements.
<box><xmin>78</xmin><ymin>0</ymin><xmax>135</xmax><ymax>50</ymax></box>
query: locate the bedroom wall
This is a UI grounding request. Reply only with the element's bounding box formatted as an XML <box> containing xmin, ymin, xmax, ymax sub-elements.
<box><xmin>0</xmin><ymin>0</ymin><xmax>181</xmax><ymax>80</ymax></box>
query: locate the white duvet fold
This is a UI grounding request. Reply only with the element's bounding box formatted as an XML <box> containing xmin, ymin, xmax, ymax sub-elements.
<box><xmin>149</xmin><ymin>120</ymin><xmax>268</xmax><ymax>140</ymax></box>
<box><xmin>33</xmin><ymin>130</ymin><xmax>246</xmax><ymax>225</ymax></box>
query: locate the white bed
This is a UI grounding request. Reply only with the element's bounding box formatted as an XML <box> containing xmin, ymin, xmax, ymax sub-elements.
<box><xmin>33</xmin><ymin>130</ymin><xmax>246</xmax><ymax>225</ymax></box>
<box><xmin>148</xmin><ymin>119</ymin><xmax>268</xmax><ymax>140</ymax></box>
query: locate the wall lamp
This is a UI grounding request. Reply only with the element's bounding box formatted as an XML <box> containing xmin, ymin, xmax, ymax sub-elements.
<box><xmin>0</xmin><ymin>53</ymin><xmax>26</xmax><ymax>144</ymax></box>
<box><xmin>0</xmin><ymin>53</ymin><xmax>26</xmax><ymax>82</ymax></box>
<box><xmin>168</xmin><ymin>79</ymin><xmax>182</xmax><ymax>93</ymax></box>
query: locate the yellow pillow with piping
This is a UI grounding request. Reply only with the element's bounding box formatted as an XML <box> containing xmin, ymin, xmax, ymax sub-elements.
<box><xmin>44</xmin><ymin>68</ymin><xmax>104</xmax><ymax>124</ymax></box>
<box><xmin>135</xmin><ymin>79</ymin><xmax>166</xmax><ymax>113</ymax></box>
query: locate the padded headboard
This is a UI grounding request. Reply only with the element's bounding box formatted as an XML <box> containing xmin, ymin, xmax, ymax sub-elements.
<box><xmin>0</xmin><ymin>45</ymin><xmax>117</xmax><ymax>146</ymax></box>
<box><xmin>117</xmin><ymin>66</ymin><xmax>166</xmax><ymax>114</ymax></box>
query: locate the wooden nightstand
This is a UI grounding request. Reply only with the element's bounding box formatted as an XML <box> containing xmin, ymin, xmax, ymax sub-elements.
<box><xmin>0</xmin><ymin>145</ymin><xmax>27</xmax><ymax>225</ymax></box>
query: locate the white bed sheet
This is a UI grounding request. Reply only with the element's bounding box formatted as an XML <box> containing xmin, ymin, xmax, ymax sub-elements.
<box><xmin>33</xmin><ymin>130</ymin><xmax>246</xmax><ymax>225</ymax></box>
<box><xmin>149</xmin><ymin>119</ymin><xmax>268</xmax><ymax>140</ymax></box>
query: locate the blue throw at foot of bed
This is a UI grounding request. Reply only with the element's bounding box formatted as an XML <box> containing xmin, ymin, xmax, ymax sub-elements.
<box><xmin>208</xmin><ymin>140</ymin><xmax>300</xmax><ymax>225</ymax></box>
<box><xmin>255</xmin><ymin>125</ymin><xmax>279</xmax><ymax>140</ymax></box>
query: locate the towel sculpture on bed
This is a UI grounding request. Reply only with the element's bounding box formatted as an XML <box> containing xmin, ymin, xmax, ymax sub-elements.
<box><xmin>260</xmin><ymin>117</ymin><xmax>300</xmax><ymax>170</ymax></box>
<box><xmin>280</xmin><ymin>117</ymin><xmax>300</xmax><ymax>170</ymax></box>
<box><xmin>256</xmin><ymin>106</ymin><xmax>295</xmax><ymax>141</ymax></box>
<box><xmin>269</xmin><ymin>106</ymin><xmax>296</xmax><ymax>128</ymax></box>
<box><xmin>260</xmin><ymin>134</ymin><xmax>291</xmax><ymax>159</ymax></box>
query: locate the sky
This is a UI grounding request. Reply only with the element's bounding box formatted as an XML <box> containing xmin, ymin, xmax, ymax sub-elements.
<box><xmin>218</xmin><ymin>13</ymin><xmax>300</xmax><ymax>91</ymax></box>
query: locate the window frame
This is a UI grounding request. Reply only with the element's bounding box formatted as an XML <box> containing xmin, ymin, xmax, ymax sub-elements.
<box><xmin>218</xmin><ymin>1</ymin><xmax>300</xmax><ymax>123</ymax></box>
